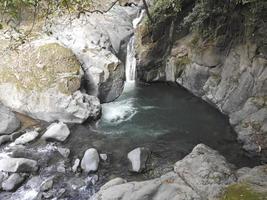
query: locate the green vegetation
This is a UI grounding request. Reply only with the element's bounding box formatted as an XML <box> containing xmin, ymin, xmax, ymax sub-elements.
<box><xmin>221</xmin><ymin>183</ymin><xmax>267</xmax><ymax>200</ymax></box>
<box><xmin>149</xmin><ymin>0</ymin><xmax>182</xmax><ymax>23</ymax></box>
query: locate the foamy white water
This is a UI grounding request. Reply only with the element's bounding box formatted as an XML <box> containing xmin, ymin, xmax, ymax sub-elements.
<box><xmin>101</xmin><ymin>98</ymin><xmax>137</xmax><ymax>124</ymax></box>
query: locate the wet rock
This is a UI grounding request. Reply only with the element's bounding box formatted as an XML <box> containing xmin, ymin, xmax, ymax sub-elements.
<box><xmin>127</xmin><ymin>147</ymin><xmax>150</xmax><ymax>173</ymax></box>
<box><xmin>0</xmin><ymin>172</ymin><xmax>8</xmax><ymax>188</ymax></box>
<box><xmin>1</xmin><ymin>173</ymin><xmax>25</xmax><ymax>191</ymax></box>
<box><xmin>42</xmin><ymin>122</ymin><xmax>70</xmax><ymax>142</ymax></box>
<box><xmin>57</xmin><ymin>147</ymin><xmax>70</xmax><ymax>158</ymax></box>
<box><xmin>81</xmin><ymin>148</ymin><xmax>100</xmax><ymax>173</ymax></box>
<box><xmin>72</xmin><ymin>158</ymin><xmax>80</xmax><ymax>173</ymax></box>
<box><xmin>14</xmin><ymin>130</ymin><xmax>39</xmax><ymax>145</ymax></box>
<box><xmin>92</xmin><ymin>144</ymin><xmax>236</xmax><ymax>200</ymax></box>
<box><xmin>0</xmin><ymin>157</ymin><xmax>38</xmax><ymax>173</ymax></box>
<box><xmin>100</xmin><ymin>153</ymin><xmax>108</xmax><ymax>161</ymax></box>
<box><xmin>0</xmin><ymin>104</ymin><xmax>20</xmax><ymax>135</ymax></box>
<box><xmin>40</xmin><ymin>177</ymin><xmax>54</xmax><ymax>192</ymax></box>
<box><xmin>57</xmin><ymin>162</ymin><xmax>66</xmax><ymax>173</ymax></box>
<box><xmin>0</xmin><ymin>135</ymin><xmax>11</xmax><ymax>145</ymax></box>
<box><xmin>86</xmin><ymin>174</ymin><xmax>99</xmax><ymax>186</ymax></box>
<box><xmin>10</xmin><ymin>131</ymin><xmax>25</xmax><ymax>141</ymax></box>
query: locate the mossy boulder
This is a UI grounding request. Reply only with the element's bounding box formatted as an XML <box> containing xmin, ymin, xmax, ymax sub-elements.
<box><xmin>221</xmin><ymin>183</ymin><xmax>267</xmax><ymax>200</ymax></box>
<box><xmin>0</xmin><ymin>42</ymin><xmax>81</xmax><ymax>95</ymax></box>
<box><xmin>0</xmin><ymin>39</ymin><xmax>100</xmax><ymax>123</ymax></box>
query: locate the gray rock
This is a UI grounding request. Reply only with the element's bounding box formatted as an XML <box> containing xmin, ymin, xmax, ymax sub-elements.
<box><xmin>57</xmin><ymin>147</ymin><xmax>70</xmax><ymax>158</ymax></box>
<box><xmin>0</xmin><ymin>40</ymin><xmax>101</xmax><ymax>123</ymax></box>
<box><xmin>176</xmin><ymin>63</ymin><xmax>210</xmax><ymax>97</ymax></box>
<box><xmin>0</xmin><ymin>172</ymin><xmax>8</xmax><ymax>188</ymax></box>
<box><xmin>40</xmin><ymin>177</ymin><xmax>54</xmax><ymax>192</ymax></box>
<box><xmin>0</xmin><ymin>157</ymin><xmax>38</xmax><ymax>173</ymax></box>
<box><xmin>100</xmin><ymin>153</ymin><xmax>108</xmax><ymax>161</ymax></box>
<box><xmin>10</xmin><ymin>131</ymin><xmax>25</xmax><ymax>141</ymax></box>
<box><xmin>127</xmin><ymin>147</ymin><xmax>150</xmax><ymax>173</ymax></box>
<box><xmin>42</xmin><ymin>122</ymin><xmax>70</xmax><ymax>142</ymax></box>
<box><xmin>0</xmin><ymin>104</ymin><xmax>20</xmax><ymax>135</ymax></box>
<box><xmin>92</xmin><ymin>172</ymin><xmax>201</xmax><ymax>200</ymax></box>
<box><xmin>81</xmin><ymin>148</ymin><xmax>99</xmax><ymax>173</ymax></box>
<box><xmin>46</xmin><ymin>6</ymin><xmax>139</xmax><ymax>103</ymax></box>
<box><xmin>14</xmin><ymin>130</ymin><xmax>39</xmax><ymax>145</ymax></box>
<box><xmin>100</xmin><ymin>178</ymin><xmax>127</xmax><ymax>191</ymax></box>
<box><xmin>93</xmin><ymin>144</ymin><xmax>236</xmax><ymax>200</ymax></box>
<box><xmin>72</xmin><ymin>158</ymin><xmax>80</xmax><ymax>173</ymax></box>
<box><xmin>1</xmin><ymin>173</ymin><xmax>25</xmax><ymax>191</ymax></box>
<box><xmin>0</xmin><ymin>135</ymin><xmax>11</xmax><ymax>145</ymax></box>
<box><xmin>57</xmin><ymin>162</ymin><xmax>66</xmax><ymax>173</ymax></box>
<box><xmin>174</xmin><ymin>144</ymin><xmax>236</xmax><ymax>199</ymax></box>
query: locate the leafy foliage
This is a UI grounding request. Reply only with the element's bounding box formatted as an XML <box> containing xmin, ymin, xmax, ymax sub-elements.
<box><xmin>0</xmin><ymin>0</ymin><xmax>92</xmax><ymax>28</ymax></box>
<box><xmin>149</xmin><ymin>0</ymin><xmax>182</xmax><ymax>23</ymax></box>
<box><xmin>182</xmin><ymin>0</ymin><xmax>267</xmax><ymax>41</ymax></box>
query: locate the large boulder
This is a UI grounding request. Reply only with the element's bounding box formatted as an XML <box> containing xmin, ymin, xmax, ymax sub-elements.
<box><xmin>47</xmin><ymin>5</ymin><xmax>139</xmax><ymax>102</ymax></box>
<box><xmin>0</xmin><ymin>104</ymin><xmax>20</xmax><ymax>135</ymax></box>
<box><xmin>92</xmin><ymin>144</ymin><xmax>236</xmax><ymax>200</ymax></box>
<box><xmin>174</xmin><ymin>144</ymin><xmax>237</xmax><ymax>199</ymax></box>
<box><xmin>0</xmin><ymin>157</ymin><xmax>38</xmax><ymax>173</ymax></box>
<box><xmin>0</xmin><ymin>39</ymin><xmax>100</xmax><ymax>123</ymax></box>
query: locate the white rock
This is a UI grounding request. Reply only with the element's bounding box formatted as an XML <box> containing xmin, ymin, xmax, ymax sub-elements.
<box><xmin>42</xmin><ymin>122</ymin><xmax>70</xmax><ymax>142</ymax></box>
<box><xmin>127</xmin><ymin>147</ymin><xmax>150</xmax><ymax>172</ymax></box>
<box><xmin>57</xmin><ymin>162</ymin><xmax>66</xmax><ymax>173</ymax></box>
<box><xmin>100</xmin><ymin>154</ymin><xmax>108</xmax><ymax>161</ymax></box>
<box><xmin>72</xmin><ymin>158</ymin><xmax>80</xmax><ymax>173</ymax></box>
<box><xmin>57</xmin><ymin>147</ymin><xmax>70</xmax><ymax>158</ymax></box>
<box><xmin>1</xmin><ymin>173</ymin><xmax>25</xmax><ymax>191</ymax></box>
<box><xmin>0</xmin><ymin>157</ymin><xmax>38</xmax><ymax>173</ymax></box>
<box><xmin>14</xmin><ymin>131</ymin><xmax>39</xmax><ymax>145</ymax></box>
<box><xmin>81</xmin><ymin>148</ymin><xmax>99</xmax><ymax>173</ymax></box>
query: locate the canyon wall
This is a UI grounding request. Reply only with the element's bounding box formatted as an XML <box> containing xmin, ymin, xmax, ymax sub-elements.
<box><xmin>135</xmin><ymin>0</ymin><xmax>267</xmax><ymax>153</ymax></box>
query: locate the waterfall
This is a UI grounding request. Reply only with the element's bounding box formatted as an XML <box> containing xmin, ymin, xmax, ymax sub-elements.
<box><xmin>125</xmin><ymin>10</ymin><xmax>145</xmax><ymax>82</ymax></box>
<box><xmin>125</xmin><ymin>37</ymin><xmax>137</xmax><ymax>82</ymax></box>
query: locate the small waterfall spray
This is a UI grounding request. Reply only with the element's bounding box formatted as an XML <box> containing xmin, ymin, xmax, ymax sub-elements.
<box><xmin>125</xmin><ymin>10</ymin><xmax>145</xmax><ymax>82</ymax></box>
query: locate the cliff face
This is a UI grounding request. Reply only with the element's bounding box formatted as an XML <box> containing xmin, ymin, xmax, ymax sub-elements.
<box><xmin>135</xmin><ymin>0</ymin><xmax>267</xmax><ymax>153</ymax></box>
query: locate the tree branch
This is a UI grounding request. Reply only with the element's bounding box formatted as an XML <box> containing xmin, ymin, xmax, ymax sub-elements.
<box><xmin>78</xmin><ymin>0</ymin><xmax>119</xmax><ymax>17</ymax></box>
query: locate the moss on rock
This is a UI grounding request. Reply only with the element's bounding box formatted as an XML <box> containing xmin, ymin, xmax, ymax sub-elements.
<box><xmin>0</xmin><ymin>42</ymin><xmax>81</xmax><ymax>95</ymax></box>
<box><xmin>221</xmin><ymin>183</ymin><xmax>267</xmax><ymax>200</ymax></box>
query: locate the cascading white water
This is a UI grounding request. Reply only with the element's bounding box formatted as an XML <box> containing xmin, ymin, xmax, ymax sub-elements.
<box><xmin>125</xmin><ymin>10</ymin><xmax>145</xmax><ymax>82</ymax></box>
<box><xmin>125</xmin><ymin>37</ymin><xmax>137</xmax><ymax>82</ymax></box>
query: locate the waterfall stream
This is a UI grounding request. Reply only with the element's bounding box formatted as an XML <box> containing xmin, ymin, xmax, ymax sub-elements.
<box><xmin>125</xmin><ymin>10</ymin><xmax>145</xmax><ymax>82</ymax></box>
